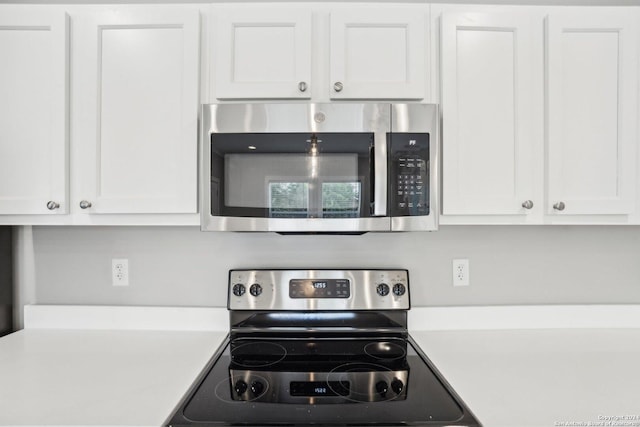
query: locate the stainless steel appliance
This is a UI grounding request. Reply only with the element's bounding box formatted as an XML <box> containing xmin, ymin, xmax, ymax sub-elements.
<box><xmin>201</xmin><ymin>104</ymin><xmax>438</xmax><ymax>233</ymax></box>
<box><xmin>167</xmin><ymin>269</ymin><xmax>481</xmax><ymax>426</ymax></box>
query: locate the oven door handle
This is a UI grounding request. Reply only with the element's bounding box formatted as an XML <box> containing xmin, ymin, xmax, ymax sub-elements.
<box><xmin>372</xmin><ymin>130</ymin><xmax>388</xmax><ymax>217</ymax></box>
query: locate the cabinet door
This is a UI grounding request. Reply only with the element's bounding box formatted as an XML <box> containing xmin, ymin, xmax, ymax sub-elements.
<box><xmin>74</xmin><ymin>7</ymin><xmax>199</xmax><ymax>214</ymax></box>
<box><xmin>213</xmin><ymin>7</ymin><xmax>311</xmax><ymax>99</ymax></box>
<box><xmin>330</xmin><ymin>7</ymin><xmax>426</xmax><ymax>99</ymax></box>
<box><xmin>0</xmin><ymin>8</ymin><xmax>68</xmax><ymax>215</ymax></box>
<box><xmin>441</xmin><ymin>12</ymin><xmax>538</xmax><ymax>215</ymax></box>
<box><xmin>546</xmin><ymin>10</ymin><xmax>637</xmax><ymax>216</ymax></box>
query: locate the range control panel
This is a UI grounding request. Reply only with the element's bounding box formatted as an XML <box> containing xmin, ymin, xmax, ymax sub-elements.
<box><xmin>228</xmin><ymin>269</ymin><xmax>410</xmax><ymax>311</ymax></box>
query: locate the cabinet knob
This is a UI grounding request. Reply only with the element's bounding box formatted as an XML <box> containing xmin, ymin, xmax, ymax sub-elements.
<box><xmin>298</xmin><ymin>81</ymin><xmax>308</xmax><ymax>92</ymax></box>
<box><xmin>333</xmin><ymin>81</ymin><xmax>344</xmax><ymax>92</ymax></box>
<box><xmin>553</xmin><ymin>202</ymin><xmax>565</xmax><ymax>211</ymax></box>
<box><xmin>46</xmin><ymin>201</ymin><xmax>60</xmax><ymax>210</ymax></box>
<box><xmin>79</xmin><ymin>200</ymin><xmax>92</xmax><ymax>209</ymax></box>
<box><xmin>521</xmin><ymin>200</ymin><xmax>534</xmax><ymax>210</ymax></box>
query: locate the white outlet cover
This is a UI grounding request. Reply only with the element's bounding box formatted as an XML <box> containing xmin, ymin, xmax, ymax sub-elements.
<box><xmin>452</xmin><ymin>259</ymin><xmax>469</xmax><ymax>287</ymax></box>
<box><xmin>112</xmin><ymin>258</ymin><xmax>129</xmax><ymax>287</ymax></box>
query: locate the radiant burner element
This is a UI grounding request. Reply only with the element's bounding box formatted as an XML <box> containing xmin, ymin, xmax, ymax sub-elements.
<box><xmin>166</xmin><ymin>269</ymin><xmax>481</xmax><ymax>426</ymax></box>
<box><xmin>229</xmin><ymin>341</ymin><xmax>287</xmax><ymax>368</ymax></box>
<box><xmin>364</xmin><ymin>341</ymin><xmax>407</xmax><ymax>360</ymax></box>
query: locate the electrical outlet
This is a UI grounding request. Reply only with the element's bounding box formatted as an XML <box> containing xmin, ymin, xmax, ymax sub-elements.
<box><xmin>452</xmin><ymin>259</ymin><xmax>469</xmax><ymax>287</ymax></box>
<box><xmin>112</xmin><ymin>259</ymin><xmax>129</xmax><ymax>287</ymax></box>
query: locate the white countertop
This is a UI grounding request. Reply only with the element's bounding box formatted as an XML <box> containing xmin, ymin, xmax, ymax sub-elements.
<box><xmin>411</xmin><ymin>329</ymin><xmax>640</xmax><ymax>427</ymax></box>
<box><xmin>1</xmin><ymin>305</ymin><xmax>640</xmax><ymax>426</ymax></box>
<box><xmin>0</xmin><ymin>328</ymin><xmax>226</xmax><ymax>426</ymax></box>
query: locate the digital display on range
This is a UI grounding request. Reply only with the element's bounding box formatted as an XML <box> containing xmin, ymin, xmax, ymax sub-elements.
<box><xmin>289</xmin><ymin>279</ymin><xmax>350</xmax><ymax>298</ymax></box>
<box><xmin>290</xmin><ymin>381</ymin><xmax>350</xmax><ymax>397</ymax></box>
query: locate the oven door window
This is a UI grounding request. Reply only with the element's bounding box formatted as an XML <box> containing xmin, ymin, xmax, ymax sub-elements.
<box><xmin>211</xmin><ymin>133</ymin><xmax>374</xmax><ymax>218</ymax></box>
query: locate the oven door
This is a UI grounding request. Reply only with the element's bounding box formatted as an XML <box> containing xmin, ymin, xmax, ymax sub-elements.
<box><xmin>201</xmin><ymin>103</ymin><xmax>390</xmax><ymax>233</ymax></box>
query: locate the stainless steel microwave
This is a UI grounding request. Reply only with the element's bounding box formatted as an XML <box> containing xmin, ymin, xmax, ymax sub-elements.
<box><xmin>201</xmin><ymin>103</ymin><xmax>438</xmax><ymax>233</ymax></box>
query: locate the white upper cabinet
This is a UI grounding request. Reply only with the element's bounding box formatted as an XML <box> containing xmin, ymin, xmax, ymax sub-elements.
<box><xmin>441</xmin><ymin>11</ymin><xmax>539</xmax><ymax>216</ymax></box>
<box><xmin>329</xmin><ymin>7</ymin><xmax>426</xmax><ymax>99</ymax></box>
<box><xmin>73</xmin><ymin>6</ymin><xmax>200</xmax><ymax>214</ymax></box>
<box><xmin>211</xmin><ymin>5</ymin><xmax>427</xmax><ymax>100</ymax></box>
<box><xmin>213</xmin><ymin>7</ymin><xmax>312</xmax><ymax>99</ymax></box>
<box><xmin>546</xmin><ymin>10</ymin><xmax>637</xmax><ymax>216</ymax></box>
<box><xmin>0</xmin><ymin>8</ymin><xmax>69</xmax><ymax>215</ymax></box>
<box><xmin>438</xmin><ymin>6</ymin><xmax>639</xmax><ymax>225</ymax></box>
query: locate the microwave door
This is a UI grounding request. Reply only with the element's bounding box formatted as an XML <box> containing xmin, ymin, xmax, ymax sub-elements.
<box><xmin>204</xmin><ymin>137</ymin><xmax>389</xmax><ymax>232</ymax></box>
<box><xmin>201</xmin><ymin>103</ymin><xmax>392</xmax><ymax>233</ymax></box>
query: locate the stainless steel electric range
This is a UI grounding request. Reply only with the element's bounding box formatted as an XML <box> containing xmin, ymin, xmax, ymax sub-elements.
<box><xmin>167</xmin><ymin>269</ymin><xmax>481</xmax><ymax>426</ymax></box>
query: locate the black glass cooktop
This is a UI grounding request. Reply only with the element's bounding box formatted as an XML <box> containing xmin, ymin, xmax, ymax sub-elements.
<box><xmin>167</xmin><ymin>336</ymin><xmax>480</xmax><ymax>426</ymax></box>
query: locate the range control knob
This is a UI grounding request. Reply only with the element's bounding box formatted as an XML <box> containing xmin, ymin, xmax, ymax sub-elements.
<box><xmin>375</xmin><ymin>380</ymin><xmax>389</xmax><ymax>397</ymax></box>
<box><xmin>391</xmin><ymin>378</ymin><xmax>404</xmax><ymax>394</ymax></box>
<box><xmin>251</xmin><ymin>380</ymin><xmax>265</xmax><ymax>396</ymax></box>
<box><xmin>392</xmin><ymin>283</ymin><xmax>406</xmax><ymax>296</ymax></box>
<box><xmin>232</xmin><ymin>284</ymin><xmax>246</xmax><ymax>297</ymax></box>
<box><xmin>376</xmin><ymin>283</ymin><xmax>390</xmax><ymax>296</ymax></box>
<box><xmin>250</xmin><ymin>283</ymin><xmax>263</xmax><ymax>297</ymax></box>
<box><xmin>234</xmin><ymin>380</ymin><xmax>248</xmax><ymax>395</ymax></box>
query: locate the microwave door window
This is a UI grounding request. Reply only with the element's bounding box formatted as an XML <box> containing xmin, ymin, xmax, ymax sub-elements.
<box><xmin>322</xmin><ymin>182</ymin><xmax>361</xmax><ymax>218</ymax></box>
<box><xmin>267</xmin><ymin>155</ymin><xmax>360</xmax><ymax>219</ymax></box>
<box><xmin>211</xmin><ymin>133</ymin><xmax>373</xmax><ymax>218</ymax></box>
<box><xmin>268</xmin><ymin>179</ymin><xmax>362</xmax><ymax>219</ymax></box>
<box><xmin>269</xmin><ymin>182</ymin><xmax>309</xmax><ymax>218</ymax></box>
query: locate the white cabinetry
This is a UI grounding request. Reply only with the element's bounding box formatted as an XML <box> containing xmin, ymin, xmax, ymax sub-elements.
<box><xmin>329</xmin><ymin>8</ymin><xmax>425</xmax><ymax>99</ymax></box>
<box><xmin>213</xmin><ymin>7</ymin><xmax>311</xmax><ymax>99</ymax></box>
<box><xmin>546</xmin><ymin>10</ymin><xmax>637</xmax><ymax>217</ymax></box>
<box><xmin>0</xmin><ymin>8</ymin><xmax>69</xmax><ymax>215</ymax></box>
<box><xmin>441</xmin><ymin>11</ymin><xmax>539</xmax><ymax>217</ymax></box>
<box><xmin>438</xmin><ymin>6</ymin><xmax>638</xmax><ymax>225</ymax></box>
<box><xmin>73</xmin><ymin>7</ymin><xmax>200</xmax><ymax>214</ymax></box>
<box><xmin>211</xmin><ymin>5</ymin><xmax>427</xmax><ymax>100</ymax></box>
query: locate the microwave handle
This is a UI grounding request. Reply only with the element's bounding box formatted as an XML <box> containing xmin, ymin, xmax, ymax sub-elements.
<box><xmin>372</xmin><ymin>131</ymin><xmax>388</xmax><ymax>217</ymax></box>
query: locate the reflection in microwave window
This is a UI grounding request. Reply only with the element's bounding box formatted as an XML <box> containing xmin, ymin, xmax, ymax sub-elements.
<box><xmin>267</xmin><ymin>181</ymin><xmax>361</xmax><ymax>219</ymax></box>
<box><xmin>321</xmin><ymin>182</ymin><xmax>361</xmax><ymax>218</ymax></box>
<box><xmin>269</xmin><ymin>182</ymin><xmax>310</xmax><ymax>218</ymax></box>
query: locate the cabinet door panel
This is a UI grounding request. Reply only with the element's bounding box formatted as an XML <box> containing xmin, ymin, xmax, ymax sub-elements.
<box><xmin>76</xmin><ymin>7</ymin><xmax>199</xmax><ymax>214</ymax></box>
<box><xmin>214</xmin><ymin>8</ymin><xmax>311</xmax><ymax>99</ymax></box>
<box><xmin>442</xmin><ymin>12</ymin><xmax>536</xmax><ymax>215</ymax></box>
<box><xmin>330</xmin><ymin>8</ymin><xmax>426</xmax><ymax>99</ymax></box>
<box><xmin>547</xmin><ymin>11</ymin><xmax>637</xmax><ymax>215</ymax></box>
<box><xmin>0</xmin><ymin>9</ymin><xmax>68</xmax><ymax>214</ymax></box>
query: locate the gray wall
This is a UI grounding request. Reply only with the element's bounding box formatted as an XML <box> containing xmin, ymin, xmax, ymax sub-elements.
<box><xmin>31</xmin><ymin>226</ymin><xmax>640</xmax><ymax>307</ymax></box>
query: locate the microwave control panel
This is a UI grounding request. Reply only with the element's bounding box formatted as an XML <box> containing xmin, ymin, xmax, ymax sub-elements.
<box><xmin>389</xmin><ymin>133</ymin><xmax>429</xmax><ymax>217</ymax></box>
